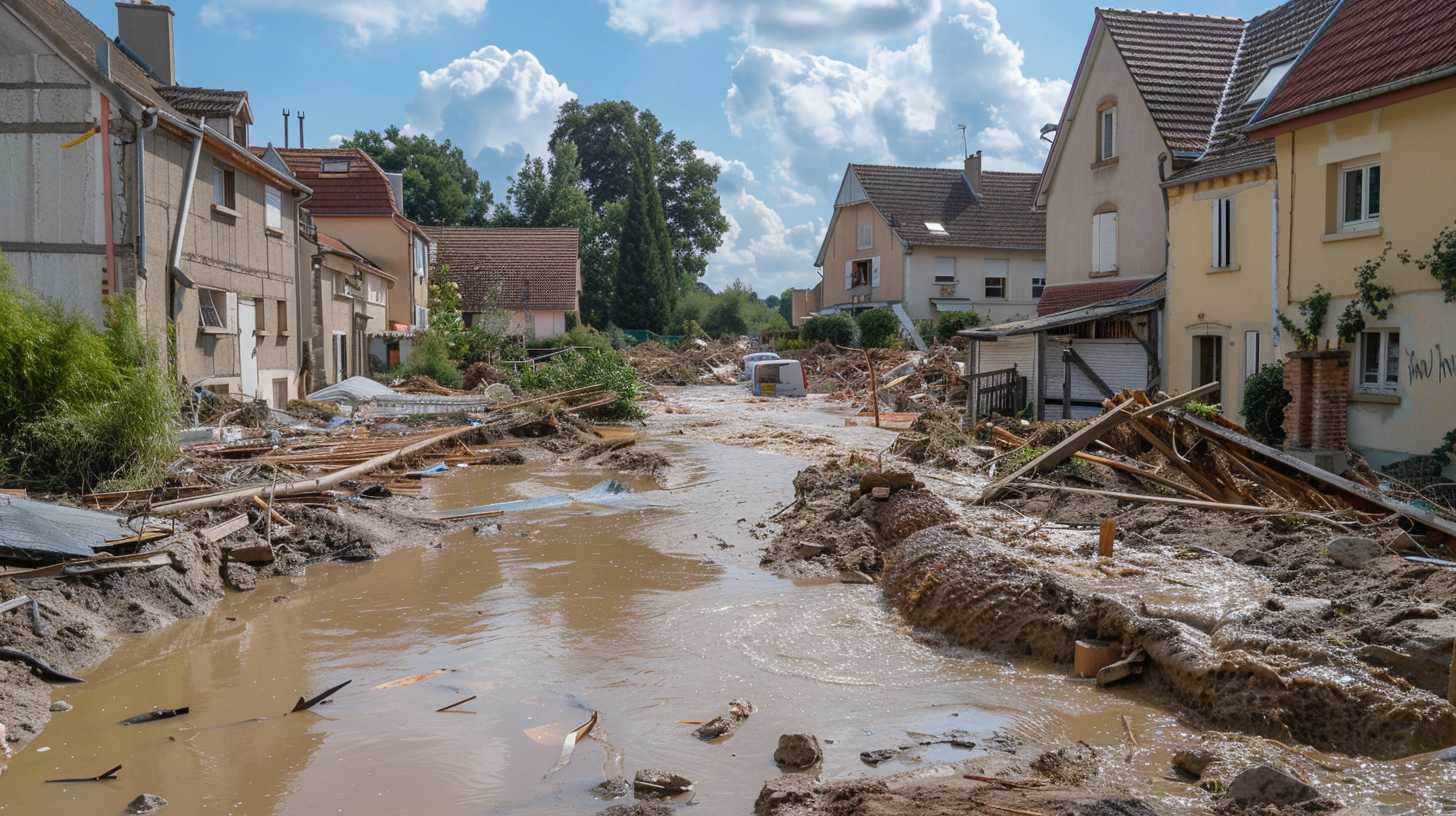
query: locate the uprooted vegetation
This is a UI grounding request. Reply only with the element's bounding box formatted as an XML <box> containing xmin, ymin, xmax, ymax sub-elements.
<box><xmin>515</xmin><ymin>348</ymin><xmax>645</xmax><ymax>420</ymax></box>
<box><xmin>0</xmin><ymin>264</ymin><xmax>176</xmax><ymax>492</ymax></box>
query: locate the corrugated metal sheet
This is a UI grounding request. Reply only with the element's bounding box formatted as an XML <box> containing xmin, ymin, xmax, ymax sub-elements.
<box><xmin>1044</xmin><ymin>340</ymin><xmax>1148</xmax><ymax>405</ymax></box>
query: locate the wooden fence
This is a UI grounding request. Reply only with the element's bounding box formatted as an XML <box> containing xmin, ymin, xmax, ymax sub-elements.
<box><xmin>968</xmin><ymin>365</ymin><xmax>1027</xmax><ymax>418</ymax></box>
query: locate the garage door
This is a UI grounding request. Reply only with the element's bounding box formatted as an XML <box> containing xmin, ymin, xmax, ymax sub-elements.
<box><xmin>1044</xmin><ymin>339</ymin><xmax>1146</xmax><ymax>418</ymax></box>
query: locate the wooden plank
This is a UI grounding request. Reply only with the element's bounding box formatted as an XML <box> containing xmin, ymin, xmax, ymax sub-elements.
<box><xmin>1067</xmin><ymin>347</ymin><xmax>1115</xmax><ymax>399</ymax></box>
<box><xmin>1123</xmin><ymin>419</ymin><xmax>1228</xmax><ymax>500</ymax></box>
<box><xmin>0</xmin><ymin>546</ymin><xmax>176</xmax><ymax>580</ymax></box>
<box><xmin>981</xmin><ymin>401</ymin><xmax>1135</xmax><ymax>502</ymax></box>
<box><xmin>225</xmin><ymin>543</ymin><xmax>275</xmax><ymax>564</ymax></box>
<box><xmin>201</xmin><ymin>514</ymin><xmax>250</xmax><ymax>543</ymax></box>
<box><xmin>1022</xmin><ymin>482</ymin><xmax>1266</xmax><ymax>514</ymax></box>
<box><xmin>0</xmin><ymin>595</ymin><xmax>32</xmax><ymax>614</ymax></box>
<box><xmin>1071</xmin><ymin>452</ymin><xmax>1214</xmax><ymax>501</ymax></box>
<box><xmin>0</xmin><ymin>488</ymin><xmax>27</xmax><ymax>498</ymax></box>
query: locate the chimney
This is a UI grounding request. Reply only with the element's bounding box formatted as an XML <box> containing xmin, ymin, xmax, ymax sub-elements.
<box><xmin>115</xmin><ymin>2</ymin><xmax>175</xmax><ymax>85</ymax></box>
<box><xmin>385</xmin><ymin>172</ymin><xmax>405</xmax><ymax>215</ymax></box>
<box><xmin>963</xmin><ymin>150</ymin><xmax>982</xmax><ymax>199</ymax></box>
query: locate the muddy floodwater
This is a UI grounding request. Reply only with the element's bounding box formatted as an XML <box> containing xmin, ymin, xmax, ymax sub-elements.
<box><xmin>2</xmin><ymin>395</ymin><xmax>1453</xmax><ymax>814</ymax></box>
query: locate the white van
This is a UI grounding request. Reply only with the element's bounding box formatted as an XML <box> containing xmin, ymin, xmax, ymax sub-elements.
<box><xmin>750</xmin><ymin>359</ymin><xmax>807</xmax><ymax>397</ymax></box>
<box><xmin>741</xmin><ymin>351</ymin><xmax>780</xmax><ymax>380</ymax></box>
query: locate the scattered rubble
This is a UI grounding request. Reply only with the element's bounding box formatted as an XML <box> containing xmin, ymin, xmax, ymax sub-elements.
<box><xmin>124</xmin><ymin>793</ymin><xmax>167</xmax><ymax>814</ymax></box>
<box><xmin>693</xmin><ymin>698</ymin><xmax>755</xmax><ymax>740</ymax></box>
<box><xmin>632</xmin><ymin>768</ymin><xmax>693</xmax><ymax>798</ymax></box>
<box><xmin>773</xmin><ymin>733</ymin><xmax>823</xmax><ymax>769</ymax></box>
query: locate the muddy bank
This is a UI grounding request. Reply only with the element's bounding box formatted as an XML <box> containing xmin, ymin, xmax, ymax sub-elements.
<box><xmin>880</xmin><ymin>522</ymin><xmax>1456</xmax><ymax>759</ymax></box>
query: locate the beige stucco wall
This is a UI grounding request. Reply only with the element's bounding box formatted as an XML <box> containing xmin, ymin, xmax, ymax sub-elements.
<box><xmin>1274</xmin><ymin>86</ymin><xmax>1456</xmax><ymax>467</ymax></box>
<box><xmin>819</xmin><ymin>201</ymin><xmax>904</xmax><ymax>308</ymax></box>
<box><xmin>312</xmin><ymin>215</ymin><xmax>423</xmax><ymax>329</ymax></box>
<box><xmin>1166</xmin><ymin>165</ymin><xmax>1279</xmax><ymax>419</ymax></box>
<box><xmin>904</xmin><ymin>248</ymin><xmax>1046</xmax><ymax>324</ymax></box>
<box><xmin>1042</xmin><ymin>26</ymin><xmax>1169</xmax><ymax>287</ymax></box>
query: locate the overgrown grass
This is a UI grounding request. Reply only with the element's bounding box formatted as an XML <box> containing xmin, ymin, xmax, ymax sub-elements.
<box><xmin>0</xmin><ymin>261</ymin><xmax>176</xmax><ymax>492</ymax></box>
<box><xmin>514</xmin><ymin>348</ymin><xmax>643</xmax><ymax>420</ymax></box>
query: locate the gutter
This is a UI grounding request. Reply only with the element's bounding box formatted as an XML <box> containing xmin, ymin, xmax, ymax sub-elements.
<box><xmin>1248</xmin><ymin>63</ymin><xmax>1456</xmax><ymax>135</ymax></box>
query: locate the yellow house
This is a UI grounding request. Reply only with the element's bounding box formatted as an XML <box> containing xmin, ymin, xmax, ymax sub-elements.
<box><xmin>1246</xmin><ymin>0</ymin><xmax>1456</xmax><ymax>473</ymax></box>
<box><xmin>1163</xmin><ymin>0</ymin><xmax>1338</xmax><ymax>420</ymax></box>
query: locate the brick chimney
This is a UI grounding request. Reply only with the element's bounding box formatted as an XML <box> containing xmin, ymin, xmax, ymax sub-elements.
<box><xmin>963</xmin><ymin>150</ymin><xmax>982</xmax><ymax>199</ymax></box>
<box><xmin>1282</xmin><ymin>349</ymin><xmax>1351</xmax><ymax>470</ymax></box>
<box><xmin>116</xmin><ymin>1</ymin><xmax>175</xmax><ymax>85</ymax></box>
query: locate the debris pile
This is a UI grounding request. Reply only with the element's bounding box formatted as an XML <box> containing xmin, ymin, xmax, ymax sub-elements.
<box><xmin>624</xmin><ymin>340</ymin><xmax>746</xmax><ymax>385</ymax></box>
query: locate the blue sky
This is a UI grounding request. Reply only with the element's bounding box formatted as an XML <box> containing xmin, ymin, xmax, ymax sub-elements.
<box><xmin>79</xmin><ymin>0</ymin><xmax>1271</xmax><ymax>295</ymax></box>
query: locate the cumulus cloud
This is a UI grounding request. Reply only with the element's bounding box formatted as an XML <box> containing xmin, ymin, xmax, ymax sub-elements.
<box><xmin>724</xmin><ymin>0</ymin><xmax>1067</xmax><ymax>194</ymax></box>
<box><xmin>407</xmin><ymin>46</ymin><xmax>576</xmax><ymax>183</ymax></box>
<box><xmin>698</xmin><ymin>150</ymin><xmax>825</xmax><ymax>293</ymax></box>
<box><xmin>606</xmin><ymin>0</ymin><xmax>936</xmax><ymax>50</ymax></box>
<box><xmin>199</xmin><ymin>0</ymin><xmax>488</xmax><ymax>45</ymax></box>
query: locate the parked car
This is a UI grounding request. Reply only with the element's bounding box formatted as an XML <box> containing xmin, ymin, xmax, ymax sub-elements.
<box><xmin>740</xmin><ymin>351</ymin><xmax>780</xmax><ymax>381</ymax></box>
<box><xmin>750</xmin><ymin>359</ymin><xmax>807</xmax><ymax>397</ymax></box>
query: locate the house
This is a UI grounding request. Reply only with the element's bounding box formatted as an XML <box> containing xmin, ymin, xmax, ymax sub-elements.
<box><xmin>805</xmin><ymin>155</ymin><xmax>1046</xmax><ymax>326</ymax></box>
<box><xmin>262</xmin><ymin>146</ymin><xmax>432</xmax><ymax>371</ymax></box>
<box><xmin>1</xmin><ymin>0</ymin><xmax>311</xmax><ymax>406</ymax></box>
<box><xmin>1035</xmin><ymin>9</ymin><xmax>1243</xmax><ymax>317</ymax></box>
<box><xmin>788</xmin><ymin>286</ymin><xmax>820</xmax><ymax>327</ymax></box>
<box><xmin>420</xmin><ymin>227</ymin><xmax>581</xmax><ymax>341</ymax></box>
<box><xmin>303</xmin><ymin>230</ymin><xmax>394</xmax><ymax>387</ymax></box>
<box><xmin>1162</xmin><ymin>0</ymin><xmax>1337</xmax><ymax>419</ymax></box>
<box><xmin>1243</xmin><ymin>0</ymin><xmax>1456</xmax><ymax>475</ymax></box>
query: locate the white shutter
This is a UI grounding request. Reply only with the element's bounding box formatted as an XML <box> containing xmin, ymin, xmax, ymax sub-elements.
<box><xmin>224</xmin><ymin>292</ymin><xmax>239</xmax><ymax>335</ymax></box>
<box><xmin>844</xmin><ymin>261</ymin><xmax>852</xmax><ymax>290</ymax></box>
<box><xmin>265</xmin><ymin>186</ymin><xmax>282</xmax><ymax>230</ymax></box>
<box><xmin>871</xmin><ymin>256</ymin><xmax>881</xmax><ymax>288</ymax></box>
<box><xmin>1091</xmin><ymin>216</ymin><xmax>1102</xmax><ymax>272</ymax></box>
<box><xmin>1097</xmin><ymin>212</ymin><xmax>1118</xmax><ymax>272</ymax></box>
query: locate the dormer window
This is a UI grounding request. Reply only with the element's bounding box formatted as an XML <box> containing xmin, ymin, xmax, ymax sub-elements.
<box><xmin>320</xmin><ymin>157</ymin><xmax>352</xmax><ymax>174</ymax></box>
<box><xmin>232</xmin><ymin>120</ymin><xmax>247</xmax><ymax>145</ymax></box>
<box><xmin>924</xmin><ymin>221</ymin><xmax>947</xmax><ymax>236</ymax></box>
<box><xmin>1246</xmin><ymin>59</ymin><xmax>1294</xmax><ymax>105</ymax></box>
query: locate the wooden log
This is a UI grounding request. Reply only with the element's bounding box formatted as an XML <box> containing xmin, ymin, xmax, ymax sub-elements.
<box><xmin>1098</xmin><ymin>518</ymin><xmax>1116</xmax><ymax>558</ymax></box>
<box><xmin>201</xmin><ymin>513</ymin><xmax>250</xmax><ymax>543</ymax></box>
<box><xmin>1071</xmin><ymin>452</ymin><xmax>1213</xmax><ymax>501</ymax></box>
<box><xmin>980</xmin><ymin>402</ymin><xmax>1135</xmax><ymax>502</ymax></box>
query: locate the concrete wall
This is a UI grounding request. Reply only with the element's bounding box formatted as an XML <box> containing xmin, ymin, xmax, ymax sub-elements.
<box><xmin>903</xmin><ymin>248</ymin><xmax>1046</xmax><ymax>324</ymax></box>
<box><xmin>1165</xmin><ymin>165</ymin><xmax>1279</xmax><ymax>419</ymax></box>
<box><xmin>1274</xmin><ymin>86</ymin><xmax>1456</xmax><ymax>470</ymax></box>
<box><xmin>1043</xmin><ymin>26</ymin><xmax>1169</xmax><ymax>287</ymax></box>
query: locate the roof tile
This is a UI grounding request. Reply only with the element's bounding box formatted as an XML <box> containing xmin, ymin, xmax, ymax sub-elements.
<box><xmin>156</xmin><ymin>85</ymin><xmax>247</xmax><ymax>118</ymax></box>
<box><xmin>849</xmin><ymin>165</ymin><xmax>1044</xmax><ymax>251</ymax></box>
<box><xmin>1037</xmin><ymin>277</ymin><xmax>1157</xmax><ymax>316</ymax></box>
<box><xmin>421</xmin><ymin>227</ymin><xmax>581</xmax><ymax>312</ymax></box>
<box><xmin>269</xmin><ymin>147</ymin><xmax>399</xmax><ymax>217</ymax></box>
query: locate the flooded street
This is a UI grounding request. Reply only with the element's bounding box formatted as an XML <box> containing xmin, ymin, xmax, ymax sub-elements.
<box><xmin>2</xmin><ymin>392</ymin><xmax>1452</xmax><ymax>814</ymax></box>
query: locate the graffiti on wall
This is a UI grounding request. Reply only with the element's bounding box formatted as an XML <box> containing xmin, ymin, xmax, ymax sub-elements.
<box><xmin>1407</xmin><ymin>344</ymin><xmax>1456</xmax><ymax>383</ymax></box>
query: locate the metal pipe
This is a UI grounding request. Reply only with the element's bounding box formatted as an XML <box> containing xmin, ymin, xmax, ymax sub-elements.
<box><xmin>100</xmin><ymin>94</ymin><xmax>115</xmax><ymax>296</ymax></box>
<box><xmin>1270</xmin><ymin>179</ymin><xmax>1280</xmax><ymax>350</ymax></box>
<box><xmin>168</xmin><ymin>114</ymin><xmax>205</xmax><ymax>288</ymax></box>
<box><xmin>136</xmin><ymin>107</ymin><xmax>158</xmax><ymax>279</ymax></box>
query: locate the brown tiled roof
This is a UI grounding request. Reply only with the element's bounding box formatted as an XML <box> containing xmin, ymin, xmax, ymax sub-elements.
<box><xmin>156</xmin><ymin>85</ymin><xmax>247</xmax><ymax>118</ymax></box>
<box><xmin>1168</xmin><ymin>0</ymin><xmax>1337</xmax><ymax>185</ymax></box>
<box><xmin>1255</xmin><ymin>0</ymin><xmax>1456</xmax><ymax>125</ymax></box>
<box><xmin>849</xmin><ymin>165</ymin><xmax>1045</xmax><ymax>251</ymax></box>
<box><xmin>1037</xmin><ymin>277</ymin><xmax>1157</xmax><ymax>316</ymax></box>
<box><xmin>422</xmin><ymin>227</ymin><xmax>580</xmax><ymax>312</ymax></box>
<box><xmin>1098</xmin><ymin>9</ymin><xmax>1245</xmax><ymax>153</ymax></box>
<box><xmin>269</xmin><ymin>147</ymin><xmax>399</xmax><ymax>217</ymax></box>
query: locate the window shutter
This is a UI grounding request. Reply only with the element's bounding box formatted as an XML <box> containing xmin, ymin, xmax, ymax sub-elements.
<box><xmin>224</xmin><ymin>291</ymin><xmax>238</xmax><ymax>335</ymax></box>
<box><xmin>1092</xmin><ymin>216</ymin><xmax>1102</xmax><ymax>272</ymax></box>
<box><xmin>265</xmin><ymin>186</ymin><xmax>282</xmax><ymax>230</ymax></box>
<box><xmin>844</xmin><ymin>261</ymin><xmax>852</xmax><ymax>290</ymax></box>
<box><xmin>871</xmin><ymin>257</ymin><xmax>881</xmax><ymax>288</ymax></box>
<box><xmin>1098</xmin><ymin>213</ymin><xmax>1118</xmax><ymax>272</ymax></box>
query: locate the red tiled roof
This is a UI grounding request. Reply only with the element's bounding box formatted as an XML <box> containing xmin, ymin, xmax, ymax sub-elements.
<box><xmin>268</xmin><ymin>147</ymin><xmax>398</xmax><ymax>217</ymax></box>
<box><xmin>848</xmin><ymin>165</ymin><xmax>1045</xmax><ymax>251</ymax></box>
<box><xmin>1255</xmin><ymin>0</ymin><xmax>1456</xmax><ymax>125</ymax></box>
<box><xmin>421</xmin><ymin>227</ymin><xmax>580</xmax><ymax>312</ymax></box>
<box><xmin>1037</xmin><ymin>277</ymin><xmax>1156</xmax><ymax>316</ymax></box>
<box><xmin>1098</xmin><ymin>9</ymin><xmax>1246</xmax><ymax>153</ymax></box>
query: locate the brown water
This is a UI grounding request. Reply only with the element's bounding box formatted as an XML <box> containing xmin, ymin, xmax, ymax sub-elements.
<box><xmin>2</xmin><ymin>400</ymin><xmax>1453</xmax><ymax>814</ymax></box>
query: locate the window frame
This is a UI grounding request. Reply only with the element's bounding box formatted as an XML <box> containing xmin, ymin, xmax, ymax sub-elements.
<box><xmin>1339</xmin><ymin>160</ymin><xmax>1381</xmax><ymax>232</ymax></box>
<box><xmin>212</xmin><ymin>163</ymin><xmax>236</xmax><ymax>211</ymax></box>
<box><xmin>197</xmin><ymin>287</ymin><xmax>228</xmax><ymax>330</ymax></box>
<box><xmin>1358</xmin><ymin>328</ymin><xmax>1400</xmax><ymax>393</ymax></box>
<box><xmin>276</xmin><ymin>298</ymin><xmax>289</xmax><ymax>335</ymax></box>
<box><xmin>320</xmin><ymin>157</ymin><xmax>352</xmax><ymax>175</ymax></box>
<box><xmin>984</xmin><ymin>275</ymin><xmax>1007</xmax><ymax>299</ymax></box>
<box><xmin>856</xmin><ymin>222</ymin><xmax>873</xmax><ymax>250</ymax></box>
<box><xmin>1099</xmin><ymin>107</ymin><xmax>1117</xmax><ymax>161</ymax></box>
<box><xmin>1031</xmin><ymin>276</ymin><xmax>1046</xmax><ymax>299</ymax></box>
<box><xmin>1092</xmin><ymin>210</ymin><xmax>1118</xmax><ymax>273</ymax></box>
<box><xmin>1212</xmin><ymin>196</ymin><xmax>1234</xmax><ymax>268</ymax></box>
<box><xmin>265</xmin><ymin>185</ymin><xmax>282</xmax><ymax>232</ymax></box>
<box><xmin>850</xmin><ymin>259</ymin><xmax>873</xmax><ymax>288</ymax></box>
<box><xmin>933</xmin><ymin>256</ymin><xmax>957</xmax><ymax>285</ymax></box>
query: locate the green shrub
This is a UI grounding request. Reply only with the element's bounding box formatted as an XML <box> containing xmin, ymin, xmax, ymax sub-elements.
<box><xmin>800</xmin><ymin>313</ymin><xmax>856</xmax><ymax>347</ymax></box>
<box><xmin>1242</xmin><ymin>361</ymin><xmax>1291</xmax><ymax>444</ymax></box>
<box><xmin>0</xmin><ymin>264</ymin><xmax>176</xmax><ymax>492</ymax></box>
<box><xmin>856</xmin><ymin>308</ymin><xmax>900</xmax><ymax>348</ymax></box>
<box><xmin>540</xmin><ymin>325</ymin><xmax>616</xmax><ymax>354</ymax></box>
<box><xmin>514</xmin><ymin>348</ymin><xmax>643</xmax><ymax>420</ymax></box>
<box><xmin>392</xmin><ymin>330</ymin><xmax>462</xmax><ymax>388</ymax></box>
<box><xmin>704</xmin><ymin>295</ymin><xmax>748</xmax><ymax>338</ymax></box>
<box><xmin>773</xmin><ymin>337</ymin><xmax>809</xmax><ymax>352</ymax></box>
<box><xmin>934</xmin><ymin>311</ymin><xmax>981</xmax><ymax>343</ymax></box>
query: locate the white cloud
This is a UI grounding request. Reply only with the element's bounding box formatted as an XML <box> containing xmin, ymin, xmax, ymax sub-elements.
<box><xmin>326</xmin><ymin>133</ymin><xmax>345</xmax><ymax>147</ymax></box>
<box><xmin>724</xmin><ymin>0</ymin><xmax>1067</xmax><ymax>195</ymax></box>
<box><xmin>606</xmin><ymin>0</ymin><xmax>937</xmax><ymax>50</ymax></box>
<box><xmin>199</xmin><ymin>0</ymin><xmax>487</xmax><ymax>46</ymax></box>
<box><xmin>407</xmin><ymin>46</ymin><xmax>576</xmax><ymax>182</ymax></box>
<box><xmin>698</xmin><ymin>149</ymin><xmax>825</xmax><ymax>294</ymax></box>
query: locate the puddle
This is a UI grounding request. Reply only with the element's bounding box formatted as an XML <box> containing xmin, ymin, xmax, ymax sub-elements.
<box><xmin>1</xmin><ymin>410</ymin><xmax>1453</xmax><ymax>814</ymax></box>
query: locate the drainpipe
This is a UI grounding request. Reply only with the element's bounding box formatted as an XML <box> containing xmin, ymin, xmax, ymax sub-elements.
<box><xmin>100</xmin><ymin>94</ymin><xmax>115</xmax><ymax>296</ymax></box>
<box><xmin>135</xmin><ymin>107</ymin><xmax>158</xmax><ymax>279</ymax></box>
<box><xmin>1270</xmin><ymin>179</ymin><xmax>1280</xmax><ymax>350</ymax></box>
<box><xmin>168</xmin><ymin>114</ymin><xmax>205</xmax><ymax>291</ymax></box>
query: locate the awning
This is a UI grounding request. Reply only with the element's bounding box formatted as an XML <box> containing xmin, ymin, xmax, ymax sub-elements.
<box><xmin>963</xmin><ymin>292</ymin><xmax>1162</xmax><ymax>339</ymax></box>
<box><xmin>931</xmin><ymin>299</ymin><xmax>973</xmax><ymax>312</ymax></box>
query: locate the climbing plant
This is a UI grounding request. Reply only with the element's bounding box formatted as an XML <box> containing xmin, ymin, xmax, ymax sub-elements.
<box><xmin>1276</xmin><ymin>285</ymin><xmax>1330</xmax><ymax>351</ymax></box>
<box><xmin>1335</xmin><ymin>243</ymin><xmax>1396</xmax><ymax>343</ymax></box>
<box><xmin>1432</xmin><ymin>428</ymin><xmax>1456</xmax><ymax>469</ymax></box>
<box><xmin>1398</xmin><ymin>220</ymin><xmax>1456</xmax><ymax>303</ymax></box>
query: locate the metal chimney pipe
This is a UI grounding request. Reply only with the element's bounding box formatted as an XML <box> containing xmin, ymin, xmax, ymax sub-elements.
<box><xmin>283</xmin><ymin>108</ymin><xmax>290</xmax><ymax>148</ymax></box>
<box><xmin>298</xmin><ymin>110</ymin><xmax>305</xmax><ymax>148</ymax></box>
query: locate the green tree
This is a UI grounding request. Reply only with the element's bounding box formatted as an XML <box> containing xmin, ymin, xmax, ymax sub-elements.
<box><xmin>857</xmin><ymin>308</ymin><xmax>900</xmax><ymax>348</ymax></box>
<box><xmin>613</xmin><ymin>132</ymin><xmax>675</xmax><ymax>332</ymax></box>
<box><xmin>777</xmin><ymin>288</ymin><xmax>794</xmax><ymax>323</ymax></box>
<box><xmin>344</xmin><ymin>126</ymin><xmax>493</xmax><ymax>226</ymax></box>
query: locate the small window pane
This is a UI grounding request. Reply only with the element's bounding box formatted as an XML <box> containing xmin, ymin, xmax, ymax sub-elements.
<box><xmin>1032</xmin><ymin>277</ymin><xmax>1045</xmax><ymax>298</ymax></box>
<box><xmin>1385</xmin><ymin>331</ymin><xmax>1399</xmax><ymax>384</ymax></box>
<box><xmin>1343</xmin><ymin>169</ymin><xmax>1364</xmax><ymax>224</ymax></box>
<box><xmin>1367</xmin><ymin>165</ymin><xmax>1381</xmax><ymax>217</ymax></box>
<box><xmin>1361</xmin><ymin>332</ymin><xmax>1381</xmax><ymax>384</ymax></box>
<box><xmin>985</xmin><ymin>277</ymin><xmax>1006</xmax><ymax>298</ymax></box>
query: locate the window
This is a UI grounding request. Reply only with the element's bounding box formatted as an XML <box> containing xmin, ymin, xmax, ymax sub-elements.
<box><xmin>414</xmin><ymin>305</ymin><xmax>429</xmax><ymax>329</ymax></box>
<box><xmin>320</xmin><ymin>157</ymin><xmax>352</xmax><ymax>174</ymax></box>
<box><xmin>1092</xmin><ymin>211</ymin><xmax>1118</xmax><ymax>273</ymax></box>
<box><xmin>933</xmin><ymin>257</ymin><xmax>956</xmax><ymax>284</ymax></box>
<box><xmin>198</xmin><ymin>288</ymin><xmax>227</xmax><ymax>329</ymax></box>
<box><xmin>1340</xmin><ymin>161</ymin><xmax>1381</xmax><ymax>231</ymax></box>
<box><xmin>1099</xmin><ymin>107</ymin><xmax>1117</xmax><ymax>161</ymax></box>
<box><xmin>255</xmin><ymin>297</ymin><xmax>267</xmax><ymax>332</ymax></box>
<box><xmin>856</xmin><ymin>222</ymin><xmax>873</xmax><ymax>250</ymax></box>
<box><xmin>924</xmin><ymin>221</ymin><xmax>948</xmax><ymax>236</ymax></box>
<box><xmin>265</xmin><ymin>185</ymin><xmax>282</xmax><ymax>231</ymax></box>
<box><xmin>984</xmin><ymin>276</ymin><xmax>1006</xmax><ymax>299</ymax></box>
<box><xmin>1359</xmin><ymin>330</ymin><xmax>1400</xmax><ymax>392</ymax></box>
<box><xmin>232</xmin><ymin>120</ymin><xmax>248</xmax><ymax>146</ymax></box>
<box><xmin>1212</xmin><ymin>196</ymin><xmax>1234</xmax><ymax>268</ymax></box>
<box><xmin>851</xmin><ymin>259</ymin><xmax>873</xmax><ymax>288</ymax></box>
<box><xmin>1244</xmin><ymin>330</ymin><xmax>1261</xmax><ymax>379</ymax></box>
<box><xmin>366</xmin><ymin>273</ymin><xmax>386</xmax><ymax>305</ymax></box>
<box><xmin>332</xmin><ymin>332</ymin><xmax>347</xmax><ymax>381</ymax></box>
<box><xmin>1246</xmin><ymin>60</ymin><xmax>1293</xmax><ymax>104</ymax></box>
<box><xmin>212</xmin><ymin>163</ymin><xmax>236</xmax><ymax>210</ymax></box>
<box><xmin>277</xmin><ymin>299</ymin><xmax>289</xmax><ymax>334</ymax></box>
<box><xmin>1032</xmin><ymin>276</ymin><xmax>1046</xmax><ymax>298</ymax></box>
<box><xmin>413</xmin><ymin>236</ymin><xmax>429</xmax><ymax>278</ymax></box>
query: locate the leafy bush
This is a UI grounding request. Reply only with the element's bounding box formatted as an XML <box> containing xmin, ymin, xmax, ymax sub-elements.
<box><xmin>934</xmin><ymin>311</ymin><xmax>981</xmax><ymax>343</ymax></box>
<box><xmin>856</xmin><ymin>308</ymin><xmax>900</xmax><ymax>348</ymax></box>
<box><xmin>773</xmin><ymin>337</ymin><xmax>809</xmax><ymax>352</ymax></box>
<box><xmin>514</xmin><ymin>348</ymin><xmax>643</xmax><ymax>420</ymax></box>
<box><xmin>0</xmin><ymin>264</ymin><xmax>176</xmax><ymax>491</ymax></box>
<box><xmin>1242</xmin><ymin>361</ymin><xmax>1291</xmax><ymax>445</ymax></box>
<box><xmin>1277</xmin><ymin>285</ymin><xmax>1330</xmax><ymax>351</ymax></box>
<box><xmin>800</xmin><ymin>314</ymin><xmax>856</xmax><ymax>347</ymax></box>
<box><xmin>391</xmin><ymin>330</ymin><xmax>463</xmax><ymax>388</ymax></box>
<box><xmin>704</xmin><ymin>294</ymin><xmax>748</xmax><ymax>337</ymax></box>
<box><xmin>540</xmin><ymin>325</ymin><xmax>615</xmax><ymax>354</ymax></box>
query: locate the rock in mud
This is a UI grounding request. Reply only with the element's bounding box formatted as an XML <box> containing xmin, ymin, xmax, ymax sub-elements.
<box><xmin>1225</xmin><ymin>764</ymin><xmax>1320</xmax><ymax>807</ymax></box>
<box><xmin>49</xmin><ymin>700</ymin><xmax>73</xmax><ymax>712</ymax></box>
<box><xmin>754</xmin><ymin>773</ymin><xmax>819</xmax><ymax>816</ymax></box>
<box><xmin>1171</xmin><ymin>749</ymin><xmax>1216</xmax><ymax>779</ymax></box>
<box><xmin>859</xmin><ymin>747</ymin><xmax>899</xmax><ymax>766</ymax></box>
<box><xmin>1437</xmin><ymin>746</ymin><xmax>1456</xmax><ymax>763</ymax></box>
<box><xmin>597</xmin><ymin>804</ymin><xmax>672</xmax><ymax>816</ymax></box>
<box><xmin>222</xmin><ymin>560</ymin><xmax>257</xmax><ymax>591</ymax></box>
<box><xmin>335</xmin><ymin>542</ymin><xmax>377</xmax><ymax>562</ymax></box>
<box><xmin>773</xmin><ymin>733</ymin><xmax>822</xmax><ymax>769</ymax></box>
<box><xmin>591</xmin><ymin>776</ymin><xmax>630</xmax><ymax>799</ymax></box>
<box><xmin>124</xmin><ymin>793</ymin><xmax>167</xmax><ymax>813</ymax></box>
<box><xmin>1326</xmin><ymin>536</ymin><xmax>1384</xmax><ymax>568</ymax></box>
<box><xmin>632</xmin><ymin>768</ymin><xmax>693</xmax><ymax>798</ymax></box>
<box><xmin>1031</xmin><ymin>743</ymin><xmax>1100</xmax><ymax>785</ymax></box>
<box><xmin>693</xmin><ymin>698</ymin><xmax>755</xmax><ymax>740</ymax></box>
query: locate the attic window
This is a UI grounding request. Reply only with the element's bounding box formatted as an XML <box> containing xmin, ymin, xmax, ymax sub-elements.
<box><xmin>320</xmin><ymin>157</ymin><xmax>352</xmax><ymax>174</ymax></box>
<box><xmin>924</xmin><ymin>221</ymin><xmax>947</xmax><ymax>236</ymax></box>
<box><xmin>1247</xmin><ymin>59</ymin><xmax>1294</xmax><ymax>104</ymax></box>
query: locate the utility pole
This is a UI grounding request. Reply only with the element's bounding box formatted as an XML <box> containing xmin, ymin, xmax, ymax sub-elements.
<box><xmin>283</xmin><ymin>109</ymin><xmax>290</xmax><ymax>148</ymax></box>
<box><xmin>298</xmin><ymin>110</ymin><xmax>306</xmax><ymax>148</ymax></box>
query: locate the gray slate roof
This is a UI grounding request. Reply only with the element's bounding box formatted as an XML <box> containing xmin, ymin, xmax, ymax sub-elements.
<box><xmin>849</xmin><ymin>164</ymin><xmax>1045</xmax><ymax>251</ymax></box>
